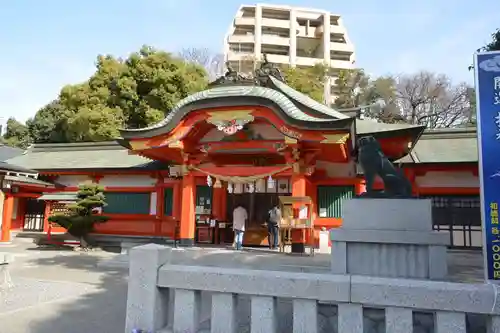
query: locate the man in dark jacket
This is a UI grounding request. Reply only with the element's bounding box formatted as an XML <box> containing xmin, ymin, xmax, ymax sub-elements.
<box><xmin>267</xmin><ymin>205</ymin><xmax>281</xmax><ymax>249</ymax></box>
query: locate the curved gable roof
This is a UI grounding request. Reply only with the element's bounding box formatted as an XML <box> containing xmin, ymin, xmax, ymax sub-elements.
<box><xmin>120</xmin><ymin>84</ymin><xmax>355</xmax><ymax>139</ymax></box>
<box><xmin>118</xmin><ymin>73</ymin><xmax>425</xmax><ymax>143</ymax></box>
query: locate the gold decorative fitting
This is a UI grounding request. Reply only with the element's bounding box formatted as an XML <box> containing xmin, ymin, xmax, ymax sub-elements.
<box><xmin>284</xmin><ymin>136</ymin><xmax>297</xmax><ymax>144</ymax></box>
<box><xmin>129</xmin><ymin>140</ymin><xmax>148</xmax><ymax>150</ymax></box>
<box><xmin>321</xmin><ymin>134</ymin><xmax>350</xmax><ymax>144</ymax></box>
<box><xmin>207</xmin><ymin>110</ymin><xmax>253</xmax><ymax>122</ymax></box>
<box><xmin>206</xmin><ymin>111</ymin><xmax>255</xmax><ymax>136</ymax></box>
<box><xmin>168</xmin><ymin>140</ymin><xmax>183</xmax><ymax>149</ymax></box>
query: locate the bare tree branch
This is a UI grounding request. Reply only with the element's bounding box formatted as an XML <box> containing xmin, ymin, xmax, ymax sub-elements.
<box><xmin>178</xmin><ymin>47</ymin><xmax>225</xmax><ymax>80</ymax></box>
<box><xmin>394</xmin><ymin>71</ymin><xmax>473</xmax><ymax>128</ymax></box>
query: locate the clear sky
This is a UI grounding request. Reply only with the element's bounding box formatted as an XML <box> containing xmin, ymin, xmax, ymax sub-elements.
<box><xmin>0</xmin><ymin>0</ymin><xmax>497</xmax><ymax>124</ymax></box>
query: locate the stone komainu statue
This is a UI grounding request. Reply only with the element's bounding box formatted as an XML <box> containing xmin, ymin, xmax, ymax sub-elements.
<box><xmin>353</xmin><ymin>136</ymin><xmax>412</xmax><ymax>198</ymax></box>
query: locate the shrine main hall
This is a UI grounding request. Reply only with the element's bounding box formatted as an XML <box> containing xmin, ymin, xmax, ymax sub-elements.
<box><xmin>0</xmin><ymin>66</ymin><xmax>480</xmax><ymax>250</ymax></box>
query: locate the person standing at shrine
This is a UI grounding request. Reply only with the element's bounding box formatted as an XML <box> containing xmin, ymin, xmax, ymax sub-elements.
<box><xmin>232</xmin><ymin>202</ymin><xmax>247</xmax><ymax>250</ymax></box>
<box><xmin>267</xmin><ymin>204</ymin><xmax>281</xmax><ymax>250</ymax></box>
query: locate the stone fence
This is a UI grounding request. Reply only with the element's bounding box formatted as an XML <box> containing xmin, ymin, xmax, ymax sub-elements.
<box><xmin>125</xmin><ymin>244</ymin><xmax>500</xmax><ymax>333</ymax></box>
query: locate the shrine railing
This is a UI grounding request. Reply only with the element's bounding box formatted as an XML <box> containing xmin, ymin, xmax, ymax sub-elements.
<box><xmin>125</xmin><ymin>244</ymin><xmax>500</xmax><ymax>333</ymax></box>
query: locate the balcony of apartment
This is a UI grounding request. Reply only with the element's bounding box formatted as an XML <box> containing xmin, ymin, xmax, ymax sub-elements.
<box><xmin>260</xmin><ymin>18</ymin><xmax>290</xmax><ymax>29</ymax></box>
<box><xmin>227</xmin><ymin>34</ymin><xmax>255</xmax><ymax>44</ymax></box>
<box><xmin>234</xmin><ymin>17</ymin><xmax>256</xmax><ymax>27</ymax></box>
<box><xmin>329</xmin><ymin>59</ymin><xmax>354</xmax><ymax>70</ymax></box>
<box><xmin>261</xmin><ymin>26</ymin><xmax>290</xmax><ymax>46</ymax></box>
<box><xmin>226</xmin><ymin>42</ymin><xmax>255</xmax><ymax>61</ymax></box>
<box><xmin>314</xmin><ymin>24</ymin><xmax>349</xmax><ymax>37</ymax></box>
<box><xmin>330</xmin><ymin>42</ymin><xmax>354</xmax><ymax>53</ymax></box>
<box><xmin>261</xmin><ymin>8</ymin><xmax>290</xmax><ymax>20</ymax></box>
<box><xmin>261</xmin><ymin>44</ymin><xmax>290</xmax><ymax>64</ymax></box>
<box><xmin>261</xmin><ymin>34</ymin><xmax>290</xmax><ymax>46</ymax></box>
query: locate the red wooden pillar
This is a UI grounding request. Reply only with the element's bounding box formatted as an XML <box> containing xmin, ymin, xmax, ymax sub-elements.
<box><xmin>212</xmin><ymin>187</ymin><xmax>225</xmax><ymax>221</ymax></box>
<box><xmin>355</xmin><ymin>180</ymin><xmax>366</xmax><ymax>196</ymax></box>
<box><xmin>172</xmin><ymin>182</ymin><xmax>181</xmax><ymax>221</ymax></box>
<box><xmin>1</xmin><ymin>194</ymin><xmax>14</xmax><ymax>242</ymax></box>
<box><xmin>179</xmin><ymin>173</ymin><xmax>195</xmax><ymax>246</ymax></box>
<box><xmin>43</xmin><ymin>201</ymin><xmax>51</xmax><ymax>233</ymax></box>
<box><xmin>291</xmin><ymin>173</ymin><xmax>307</xmax><ymax>253</ymax></box>
<box><xmin>155</xmin><ymin>177</ymin><xmax>164</xmax><ymax>236</ymax></box>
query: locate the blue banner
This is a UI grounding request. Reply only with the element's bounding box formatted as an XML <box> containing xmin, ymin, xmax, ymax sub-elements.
<box><xmin>475</xmin><ymin>51</ymin><xmax>500</xmax><ymax>281</ymax></box>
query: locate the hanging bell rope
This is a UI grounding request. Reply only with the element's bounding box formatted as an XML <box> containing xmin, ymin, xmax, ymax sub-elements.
<box><xmin>191</xmin><ymin>165</ymin><xmax>292</xmax><ymax>184</ymax></box>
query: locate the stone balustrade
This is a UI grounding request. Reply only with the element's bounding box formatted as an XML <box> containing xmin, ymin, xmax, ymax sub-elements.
<box><xmin>125</xmin><ymin>244</ymin><xmax>500</xmax><ymax>333</ymax></box>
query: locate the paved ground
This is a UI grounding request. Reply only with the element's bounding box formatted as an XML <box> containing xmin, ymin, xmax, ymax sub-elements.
<box><xmin>1</xmin><ymin>240</ymin><xmax>127</xmax><ymax>333</ymax></box>
<box><xmin>0</xmin><ymin>238</ymin><xmax>486</xmax><ymax>333</ymax></box>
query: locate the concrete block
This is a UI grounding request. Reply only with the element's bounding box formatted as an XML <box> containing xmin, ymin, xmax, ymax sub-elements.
<box><xmin>329</xmin><ymin>229</ymin><xmax>449</xmax><ymax>245</ymax></box>
<box><xmin>342</xmin><ymin>198</ymin><xmax>433</xmax><ymax>231</ymax></box>
<box><xmin>158</xmin><ymin>265</ymin><xmax>351</xmax><ymax>303</ymax></box>
<box><xmin>330</xmin><ymin>241</ymin><xmax>347</xmax><ymax>275</ymax></box>
<box><xmin>330</xmin><ymin>198</ymin><xmax>449</xmax><ymax>280</ymax></box>
<box><xmin>251</xmin><ymin>296</ymin><xmax>277</xmax><ymax>333</ymax></box>
<box><xmin>488</xmin><ymin>315</ymin><xmax>500</xmax><ymax>333</ymax></box>
<box><xmin>351</xmin><ymin>275</ymin><xmax>500</xmax><ymax>315</ymax></box>
<box><xmin>173</xmin><ymin>289</ymin><xmax>201</xmax><ymax>333</ymax></box>
<box><xmin>293</xmin><ymin>299</ymin><xmax>317</xmax><ymax>333</ymax></box>
<box><xmin>435</xmin><ymin>311</ymin><xmax>466</xmax><ymax>333</ymax></box>
<box><xmin>385</xmin><ymin>307</ymin><xmax>412</xmax><ymax>333</ymax></box>
<box><xmin>125</xmin><ymin>244</ymin><xmax>172</xmax><ymax>333</ymax></box>
<box><xmin>337</xmin><ymin>303</ymin><xmax>363</xmax><ymax>333</ymax></box>
<box><xmin>429</xmin><ymin>245</ymin><xmax>448</xmax><ymax>280</ymax></box>
<box><xmin>211</xmin><ymin>292</ymin><xmax>238</xmax><ymax>333</ymax></box>
<box><xmin>346</xmin><ymin>243</ymin><xmax>429</xmax><ymax>279</ymax></box>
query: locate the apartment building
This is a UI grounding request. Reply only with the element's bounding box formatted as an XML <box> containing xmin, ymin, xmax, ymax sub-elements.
<box><xmin>224</xmin><ymin>3</ymin><xmax>356</xmax><ymax>104</ymax></box>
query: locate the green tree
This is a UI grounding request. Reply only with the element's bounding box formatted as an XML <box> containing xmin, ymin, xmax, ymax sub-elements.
<box><xmin>282</xmin><ymin>63</ymin><xmax>328</xmax><ymax>103</ymax></box>
<box><xmin>48</xmin><ymin>184</ymin><xmax>109</xmax><ymax>249</ymax></box>
<box><xmin>26</xmin><ymin>45</ymin><xmax>209</xmax><ymax>143</ymax></box>
<box><xmin>483</xmin><ymin>28</ymin><xmax>500</xmax><ymax>51</ymax></box>
<box><xmin>1</xmin><ymin>118</ymin><xmax>30</xmax><ymax>149</ymax></box>
<box><xmin>333</xmin><ymin>69</ymin><xmax>403</xmax><ymax>123</ymax></box>
<box><xmin>26</xmin><ymin>100</ymin><xmax>70</xmax><ymax>143</ymax></box>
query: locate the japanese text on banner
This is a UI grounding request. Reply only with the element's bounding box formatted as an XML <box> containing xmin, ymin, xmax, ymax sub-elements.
<box><xmin>491</xmin><ymin>202</ymin><xmax>500</xmax><ymax>279</ymax></box>
<box><xmin>495</xmin><ymin>76</ymin><xmax>500</xmax><ymax>139</ymax></box>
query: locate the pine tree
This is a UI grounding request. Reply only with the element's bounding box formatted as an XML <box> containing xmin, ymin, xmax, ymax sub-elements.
<box><xmin>49</xmin><ymin>184</ymin><xmax>109</xmax><ymax>248</ymax></box>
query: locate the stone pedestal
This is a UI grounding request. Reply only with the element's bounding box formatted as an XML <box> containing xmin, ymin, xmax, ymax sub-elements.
<box><xmin>330</xmin><ymin>199</ymin><xmax>449</xmax><ymax>280</ymax></box>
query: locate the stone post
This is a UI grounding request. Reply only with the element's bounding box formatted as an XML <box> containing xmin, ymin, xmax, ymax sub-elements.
<box><xmin>330</xmin><ymin>199</ymin><xmax>449</xmax><ymax>280</ymax></box>
<box><xmin>125</xmin><ymin>244</ymin><xmax>172</xmax><ymax>333</ymax></box>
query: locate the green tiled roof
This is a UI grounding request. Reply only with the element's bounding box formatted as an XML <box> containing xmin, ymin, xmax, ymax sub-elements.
<box><xmin>397</xmin><ymin>128</ymin><xmax>478</xmax><ymax>164</ymax></box>
<box><xmin>120</xmin><ymin>84</ymin><xmax>355</xmax><ymax>139</ymax></box>
<box><xmin>5</xmin><ymin>141</ymin><xmax>162</xmax><ymax>171</ymax></box>
<box><xmin>2</xmin><ymin>128</ymin><xmax>478</xmax><ymax>171</ymax></box>
<box><xmin>119</xmin><ymin>73</ymin><xmax>427</xmax><ymax>140</ymax></box>
<box><xmin>0</xmin><ymin>161</ymin><xmax>38</xmax><ymax>174</ymax></box>
<box><xmin>0</xmin><ymin>144</ymin><xmax>23</xmax><ymax>161</ymax></box>
<box><xmin>4</xmin><ymin>174</ymin><xmax>55</xmax><ymax>187</ymax></box>
<box><xmin>38</xmin><ymin>192</ymin><xmax>78</xmax><ymax>201</ymax></box>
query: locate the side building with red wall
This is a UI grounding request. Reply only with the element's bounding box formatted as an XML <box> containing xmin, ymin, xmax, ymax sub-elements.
<box><xmin>0</xmin><ymin>127</ymin><xmax>480</xmax><ymax>249</ymax></box>
<box><xmin>0</xmin><ymin>66</ymin><xmax>481</xmax><ymax>249</ymax></box>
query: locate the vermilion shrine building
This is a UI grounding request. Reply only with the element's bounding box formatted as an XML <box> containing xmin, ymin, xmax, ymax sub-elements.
<box><xmin>0</xmin><ymin>68</ymin><xmax>481</xmax><ymax>250</ymax></box>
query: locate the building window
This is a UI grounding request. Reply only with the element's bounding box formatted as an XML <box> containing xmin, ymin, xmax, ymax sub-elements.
<box><xmin>104</xmin><ymin>192</ymin><xmax>151</xmax><ymax>215</ymax></box>
<box><xmin>317</xmin><ymin>186</ymin><xmax>354</xmax><ymax>218</ymax></box>
<box><xmin>164</xmin><ymin>187</ymin><xmax>174</xmax><ymax>216</ymax></box>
